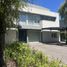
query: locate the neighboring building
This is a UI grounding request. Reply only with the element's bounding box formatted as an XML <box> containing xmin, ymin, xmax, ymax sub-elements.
<box><xmin>59</xmin><ymin>0</ymin><xmax>67</xmax><ymax>42</ymax></box>
<box><xmin>5</xmin><ymin>4</ymin><xmax>60</xmax><ymax>43</ymax></box>
<box><xmin>59</xmin><ymin>15</ymin><xmax>67</xmax><ymax>42</ymax></box>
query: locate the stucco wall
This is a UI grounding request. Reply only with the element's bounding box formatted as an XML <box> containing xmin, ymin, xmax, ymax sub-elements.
<box><xmin>19</xmin><ymin>4</ymin><xmax>58</xmax><ymax>17</ymax></box>
<box><xmin>5</xmin><ymin>30</ymin><xmax>17</xmax><ymax>44</ymax></box>
<box><xmin>41</xmin><ymin>13</ymin><xmax>60</xmax><ymax>28</ymax></box>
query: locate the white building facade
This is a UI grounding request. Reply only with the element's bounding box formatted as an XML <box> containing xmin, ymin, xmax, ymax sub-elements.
<box><xmin>5</xmin><ymin>4</ymin><xmax>60</xmax><ymax>43</ymax></box>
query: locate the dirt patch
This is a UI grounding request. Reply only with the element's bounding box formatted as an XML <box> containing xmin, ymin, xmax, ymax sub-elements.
<box><xmin>6</xmin><ymin>60</ymin><xmax>17</xmax><ymax>67</ymax></box>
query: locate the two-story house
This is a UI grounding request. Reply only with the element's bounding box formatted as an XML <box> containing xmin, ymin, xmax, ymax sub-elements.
<box><xmin>5</xmin><ymin>4</ymin><xmax>60</xmax><ymax>43</ymax></box>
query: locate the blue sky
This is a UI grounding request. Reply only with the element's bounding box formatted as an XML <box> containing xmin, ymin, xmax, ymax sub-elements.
<box><xmin>29</xmin><ymin>0</ymin><xmax>64</xmax><ymax>12</ymax></box>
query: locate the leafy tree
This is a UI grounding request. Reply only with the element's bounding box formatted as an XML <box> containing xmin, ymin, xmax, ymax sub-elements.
<box><xmin>58</xmin><ymin>0</ymin><xmax>67</xmax><ymax>44</ymax></box>
<box><xmin>59</xmin><ymin>0</ymin><xmax>67</xmax><ymax>22</ymax></box>
<box><xmin>0</xmin><ymin>0</ymin><xmax>27</xmax><ymax>66</ymax></box>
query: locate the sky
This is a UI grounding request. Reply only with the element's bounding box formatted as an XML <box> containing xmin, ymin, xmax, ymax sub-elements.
<box><xmin>29</xmin><ymin>0</ymin><xmax>64</xmax><ymax>12</ymax></box>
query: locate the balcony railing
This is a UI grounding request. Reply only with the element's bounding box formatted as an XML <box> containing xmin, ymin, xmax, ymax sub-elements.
<box><xmin>18</xmin><ymin>20</ymin><xmax>41</xmax><ymax>29</ymax></box>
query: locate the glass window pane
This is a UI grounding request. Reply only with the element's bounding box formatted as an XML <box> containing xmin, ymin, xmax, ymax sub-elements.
<box><xmin>41</xmin><ymin>15</ymin><xmax>56</xmax><ymax>21</ymax></box>
<box><xmin>19</xmin><ymin>13</ymin><xmax>26</xmax><ymax>23</ymax></box>
<box><xmin>28</xmin><ymin>14</ymin><xmax>40</xmax><ymax>24</ymax></box>
<box><xmin>51</xmin><ymin>33</ymin><xmax>57</xmax><ymax>38</ymax></box>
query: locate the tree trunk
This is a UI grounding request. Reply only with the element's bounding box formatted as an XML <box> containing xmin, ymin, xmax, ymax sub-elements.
<box><xmin>0</xmin><ymin>33</ymin><xmax>5</xmax><ymax>67</ymax></box>
<box><xmin>0</xmin><ymin>20</ymin><xmax>6</xmax><ymax>67</ymax></box>
<box><xmin>0</xmin><ymin>14</ymin><xmax>6</xmax><ymax>66</ymax></box>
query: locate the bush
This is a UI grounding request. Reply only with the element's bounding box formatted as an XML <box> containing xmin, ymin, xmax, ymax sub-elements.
<box><xmin>4</xmin><ymin>42</ymin><xmax>67</xmax><ymax>67</ymax></box>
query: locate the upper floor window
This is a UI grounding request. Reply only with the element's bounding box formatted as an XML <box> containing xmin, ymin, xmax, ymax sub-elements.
<box><xmin>41</xmin><ymin>15</ymin><xmax>56</xmax><ymax>21</ymax></box>
<box><xmin>28</xmin><ymin>14</ymin><xmax>40</xmax><ymax>24</ymax></box>
<box><xmin>19</xmin><ymin>13</ymin><xmax>26</xmax><ymax>23</ymax></box>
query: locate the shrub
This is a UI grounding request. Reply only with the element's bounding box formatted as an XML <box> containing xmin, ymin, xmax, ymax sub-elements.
<box><xmin>4</xmin><ymin>42</ymin><xmax>67</xmax><ymax>67</ymax></box>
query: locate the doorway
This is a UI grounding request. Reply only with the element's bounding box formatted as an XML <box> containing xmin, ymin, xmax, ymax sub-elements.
<box><xmin>19</xmin><ymin>29</ymin><xmax>27</xmax><ymax>42</ymax></box>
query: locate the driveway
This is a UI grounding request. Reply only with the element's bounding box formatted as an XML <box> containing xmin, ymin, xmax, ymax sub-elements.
<box><xmin>29</xmin><ymin>42</ymin><xmax>67</xmax><ymax>64</ymax></box>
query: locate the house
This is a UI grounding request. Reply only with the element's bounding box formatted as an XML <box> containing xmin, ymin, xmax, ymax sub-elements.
<box><xmin>5</xmin><ymin>4</ymin><xmax>60</xmax><ymax>43</ymax></box>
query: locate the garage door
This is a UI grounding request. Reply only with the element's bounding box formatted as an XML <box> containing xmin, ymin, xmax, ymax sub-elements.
<box><xmin>28</xmin><ymin>30</ymin><xmax>40</xmax><ymax>42</ymax></box>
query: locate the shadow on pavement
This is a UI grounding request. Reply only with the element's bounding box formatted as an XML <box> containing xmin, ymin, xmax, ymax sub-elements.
<box><xmin>42</xmin><ymin>42</ymin><xmax>67</xmax><ymax>47</ymax></box>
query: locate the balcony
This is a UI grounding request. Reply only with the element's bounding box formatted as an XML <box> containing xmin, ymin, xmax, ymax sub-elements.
<box><xmin>18</xmin><ymin>20</ymin><xmax>41</xmax><ymax>30</ymax></box>
<box><xmin>18</xmin><ymin>12</ymin><xmax>41</xmax><ymax>29</ymax></box>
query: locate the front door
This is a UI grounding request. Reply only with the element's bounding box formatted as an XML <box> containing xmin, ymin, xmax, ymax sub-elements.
<box><xmin>19</xmin><ymin>29</ymin><xmax>27</xmax><ymax>42</ymax></box>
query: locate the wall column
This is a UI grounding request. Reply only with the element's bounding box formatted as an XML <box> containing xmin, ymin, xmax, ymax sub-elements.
<box><xmin>59</xmin><ymin>32</ymin><xmax>61</xmax><ymax>42</ymax></box>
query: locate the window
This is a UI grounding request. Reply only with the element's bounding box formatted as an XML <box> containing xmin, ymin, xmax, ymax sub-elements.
<box><xmin>60</xmin><ymin>33</ymin><xmax>65</xmax><ymax>41</ymax></box>
<box><xmin>41</xmin><ymin>15</ymin><xmax>56</xmax><ymax>21</ymax></box>
<box><xmin>28</xmin><ymin>14</ymin><xmax>40</xmax><ymax>24</ymax></box>
<box><xmin>19</xmin><ymin>13</ymin><xmax>26</xmax><ymax>23</ymax></box>
<box><xmin>51</xmin><ymin>33</ymin><xmax>57</xmax><ymax>38</ymax></box>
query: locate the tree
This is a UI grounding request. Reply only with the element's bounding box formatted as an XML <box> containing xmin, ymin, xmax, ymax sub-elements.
<box><xmin>59</xmin><ymin>0</ymin><xmax>67</xmax><ymax>21</ymax></box>
<box><xmin>58</xmin><ymin>0</ymin><xmax>67</xmax><ymax>44</ymax></box>
<box><xmin>0</xmin><ymin>0</ymin><xmax>27</xmax><ymax>66</ymax></box>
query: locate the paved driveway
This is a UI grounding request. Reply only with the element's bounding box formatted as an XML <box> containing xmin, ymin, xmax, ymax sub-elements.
<box><xmin>29</xmin><ymin>42</ymin><xmax>67</xmax><ymax>64</ymax></box>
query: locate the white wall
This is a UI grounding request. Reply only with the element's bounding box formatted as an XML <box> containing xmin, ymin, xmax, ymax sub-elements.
<box><xmin>19</xmin><ymin>4</ymin><xmax>59</xmax><ymax>17</ymax></box>
<box><xmin>5</xmin><ymin>30</ymin><xmax>17</xmax><ymax>44</ymax></box>
<box><xmin>41</xmin><ymin>13</ymin><xmax>60</xmax><ymax>28</ymax></box>
<box><xmin>42</xmin><ymin>32</ymin><xmax>59</xmax><ymax>43</ymax></box>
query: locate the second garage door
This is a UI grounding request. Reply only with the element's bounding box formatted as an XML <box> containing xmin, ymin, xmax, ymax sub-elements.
<box><xmin>27</xmin><ymin>30</ymin><xmax>40</xmax><ymax>42</ymax></box>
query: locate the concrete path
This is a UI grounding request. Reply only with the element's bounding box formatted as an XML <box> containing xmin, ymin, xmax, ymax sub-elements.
<box><xmin>29</xmin><ymin>42</ymin><xmax>67</xmax><ymax>64</ymax></box>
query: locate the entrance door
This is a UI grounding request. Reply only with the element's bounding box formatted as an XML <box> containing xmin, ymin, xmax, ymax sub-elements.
<box><xmin>19</xmin><ymin>29</ymin><xmax>27</xmax><ymax>42</ymax></box>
